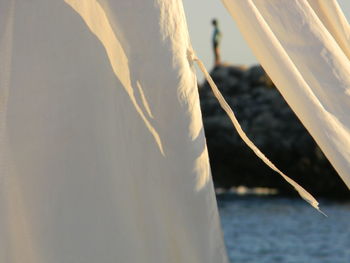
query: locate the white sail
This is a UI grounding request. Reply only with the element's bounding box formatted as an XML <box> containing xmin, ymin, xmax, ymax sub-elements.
<box><xmin>0</xmin><ymin>0</ymin><xmax>228</xmax><ymax>262</ymax></box>
<box><xmin>222</xmin><ymin>0</ymin><xmax>350</xmax><ymax>189</ymax></box>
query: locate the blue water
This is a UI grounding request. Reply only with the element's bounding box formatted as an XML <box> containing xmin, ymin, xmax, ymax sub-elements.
<box><xmin>217</xmin><ymin>194</ymin><xmax>350</xmax><ymax>263</ymax></box>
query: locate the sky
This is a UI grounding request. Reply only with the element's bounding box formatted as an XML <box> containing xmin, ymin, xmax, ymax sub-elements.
<box><xmin>183</xmin><ymin>0</ymin><xmax>350</xmax><ymax>69</ymax></box>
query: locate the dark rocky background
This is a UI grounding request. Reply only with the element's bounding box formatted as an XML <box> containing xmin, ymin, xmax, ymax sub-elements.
<box><xmin>199</xmin><ymin>64</ymin><xmax>349</xmax><ymax>198</ymax></box>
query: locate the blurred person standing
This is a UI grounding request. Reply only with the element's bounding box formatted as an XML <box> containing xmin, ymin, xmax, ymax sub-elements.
<box><xmin>212</xmin><ymin>19</ymin><xmax>222</xmax><ymax>66</ymax></box>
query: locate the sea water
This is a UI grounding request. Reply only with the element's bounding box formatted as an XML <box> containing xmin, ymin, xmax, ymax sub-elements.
<box><xmin>217</xmin><ymin>194</ymin><xmax>350</xmax><ymax>263</ymax></box>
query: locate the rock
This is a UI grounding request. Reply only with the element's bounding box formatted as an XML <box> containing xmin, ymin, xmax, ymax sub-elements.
<box><xmin>199</xmin><ymin>64</ymin><xmax>349</xmax><ymax>198</ymax></box>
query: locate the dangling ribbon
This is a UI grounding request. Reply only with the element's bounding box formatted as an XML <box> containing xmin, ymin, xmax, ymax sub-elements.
<box><xmin>190</xmin><ymin>51</ymin><xmax>325</xmax><ymax>215</ymax></box>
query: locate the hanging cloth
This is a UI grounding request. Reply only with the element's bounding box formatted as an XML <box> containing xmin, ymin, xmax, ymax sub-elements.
<box><xmin>0</xmin><ymin>0</ymin><xmax>228</xmax><ymax>262</ymax></box>
<box><xmin>222</xmin><ymin>0</ymin><xmax>350</xmax><ymax>190</ymax></box>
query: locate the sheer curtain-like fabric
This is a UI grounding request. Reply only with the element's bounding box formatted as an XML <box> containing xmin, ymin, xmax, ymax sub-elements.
<box><xmin>0</xmin><ymin>1</ymin><xmax>228</xmax><ymax>262</ymax></box>
<box><xmin>222</xmin><ymin>0</ymin><xmax>350</xmax><ymax>190</ymax></box>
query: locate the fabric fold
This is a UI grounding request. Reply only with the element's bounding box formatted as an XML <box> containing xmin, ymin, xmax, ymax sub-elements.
<box><xmin>222</xmin><ymin>0</ymin><xmax>350</xmax><ymax>190</ymax></box>
<box><xmin>0</xmin><ymin>1</ymin><xmax>228</xmax><ymax>262</ymax></box>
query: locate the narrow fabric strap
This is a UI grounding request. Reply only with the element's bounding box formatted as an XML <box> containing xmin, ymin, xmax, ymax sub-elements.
<box><xmin>192</xmin><ymin>55</ymin><xmax>325</xmax><ymax>215</ymax></box>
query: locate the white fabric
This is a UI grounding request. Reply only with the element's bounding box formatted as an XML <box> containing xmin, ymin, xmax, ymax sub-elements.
<box><xmin>307</xmin><ymin>0</ymin><xmax>350</xmax><ymax>60</ymax></box>
<box><xmin>193</xmin><ymin>56</ymin><xmax>321</xmax><ymax>211</ymax></box>
<box><xmin>0</xmin><ymin>1</ymin><xmax>228</xmax><ymax>262</ymax></box>
<box><xmin>222</xmin><ymin>0</ymin><xmax>350</xmax><ymax>190</ymax></box>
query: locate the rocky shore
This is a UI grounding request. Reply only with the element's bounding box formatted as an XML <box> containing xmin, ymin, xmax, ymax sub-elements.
<box><xmin>199</xmin><ymin>64</ymin><xmax>349</xmax><ymax>198</ymax></box>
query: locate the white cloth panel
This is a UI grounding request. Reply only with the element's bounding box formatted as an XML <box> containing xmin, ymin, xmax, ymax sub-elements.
<box><xmin>222</xmin><ymin>0</ymin><xmax>350</xmax><ymax>190</ymax></box>
<box><xmin>307</xmin><ymin>0</ymin><xmax>350</xmax><ymax>60</ymax></box>
<box><xmin>0</xmin><ymin>0</ymin><xmax>228</xmax><ymax>262</ymax></box>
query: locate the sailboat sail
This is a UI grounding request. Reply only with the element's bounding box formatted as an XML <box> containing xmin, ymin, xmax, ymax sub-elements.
<box><xmin>0</xmin><ymin>0</ymin><xmax>228</xmax><ymax>262</ymax></box>
<box><xmin>222</xmin><ymin>0</ymin><xmax>350</xmax><ymax>190</ymax></box>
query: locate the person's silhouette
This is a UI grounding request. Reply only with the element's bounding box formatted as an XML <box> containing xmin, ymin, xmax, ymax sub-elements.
<box><xmin>212</xmin><ymin>19</ymin><xmax>222</xmax><ymax>66</ymax></box>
